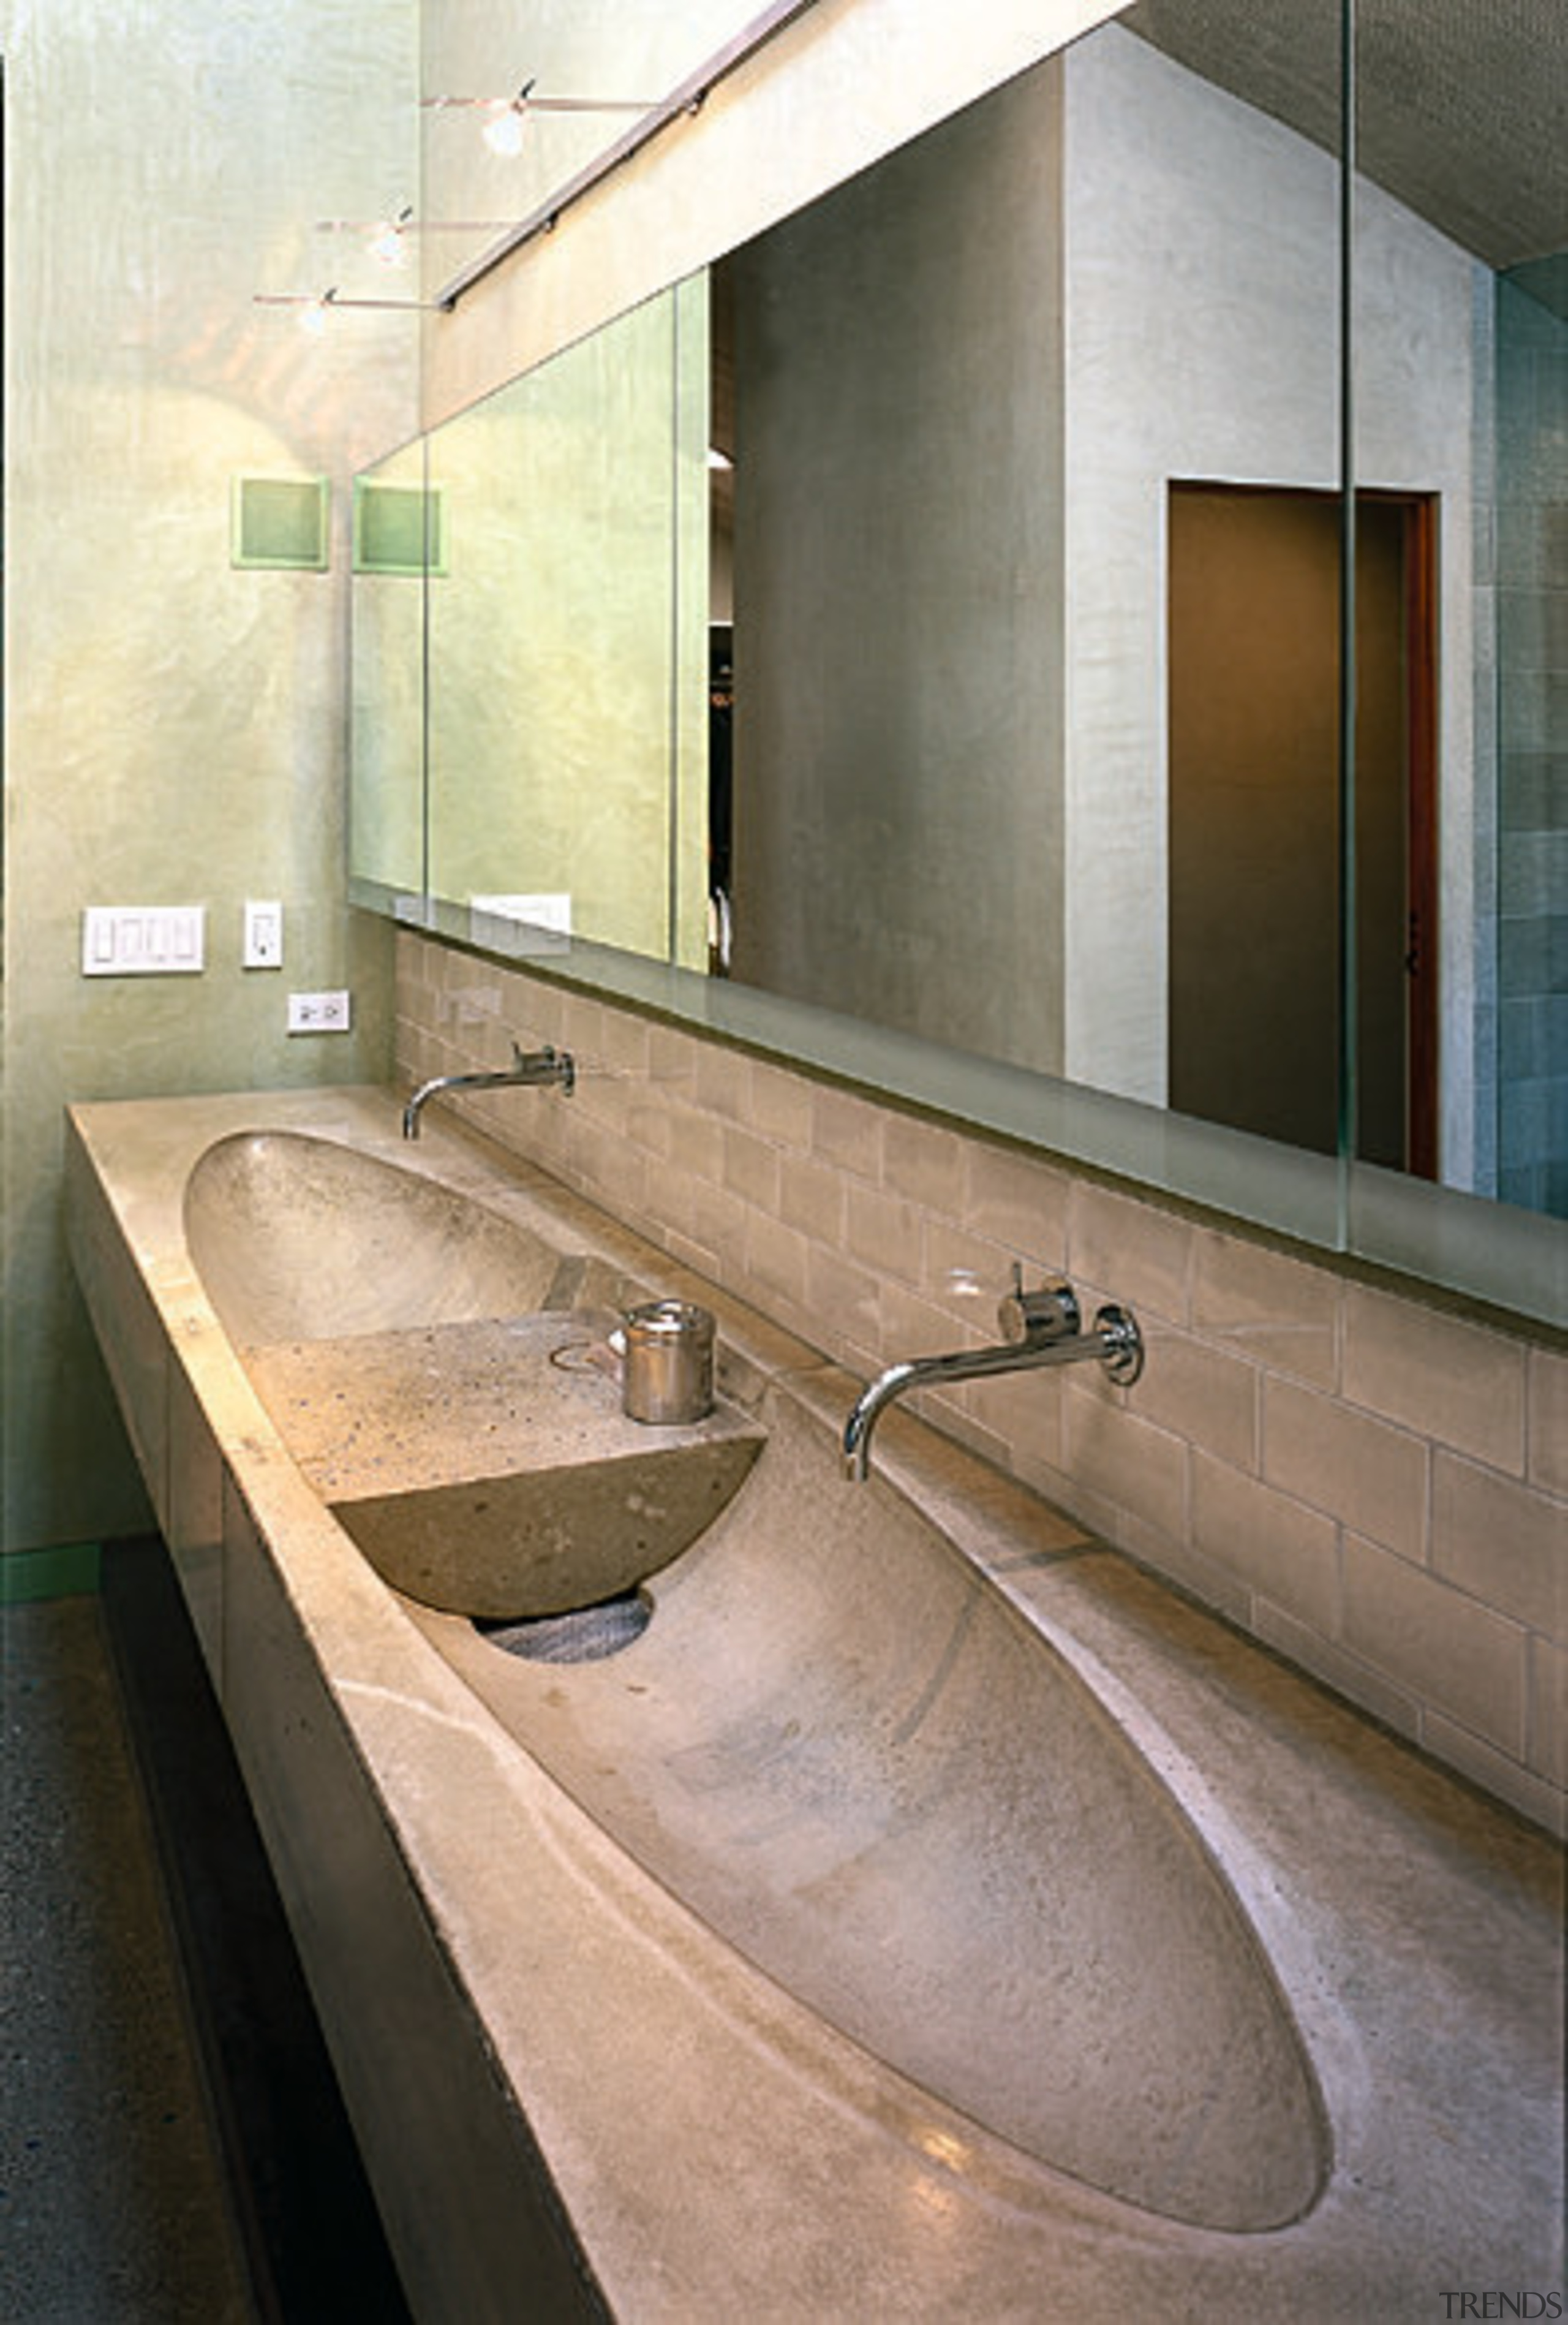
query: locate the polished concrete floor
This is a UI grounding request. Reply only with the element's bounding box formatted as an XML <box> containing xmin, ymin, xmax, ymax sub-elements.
<box><xmin>1</xmin><ymin>1592</ymin><xmax>254</xmax><ymax>2323</ymax></box>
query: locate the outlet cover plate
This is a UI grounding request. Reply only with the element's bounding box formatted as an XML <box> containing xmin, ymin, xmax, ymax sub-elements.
<box><xmin>287</xmin><ymin>989</ymin><xmax>351</xmax><ymax>1034</ymax></box>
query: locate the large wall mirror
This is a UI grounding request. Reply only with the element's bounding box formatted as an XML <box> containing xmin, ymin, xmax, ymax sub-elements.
<box><xmin>350</xmin><ymin>0</ymin><xmax>1566</xmax><ymax>1325</ymax></box>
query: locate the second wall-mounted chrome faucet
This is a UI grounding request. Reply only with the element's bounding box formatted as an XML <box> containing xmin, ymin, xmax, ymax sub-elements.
<box><xmin>402</xmin><ymin>1040</ymin><xmax>575</xmax><ymax>1140</ymax></box>
<box><xmin>843</xmin><ymin>1265</ymin><xmax>1144</xmax><ymax>1481</ymax></box>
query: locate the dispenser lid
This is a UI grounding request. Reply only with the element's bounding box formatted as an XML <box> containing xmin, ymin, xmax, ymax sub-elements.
<box><xmin>624</xmin><ymin>1298</ymin><xmax>714</xmax><ymax>1345</ymax></box>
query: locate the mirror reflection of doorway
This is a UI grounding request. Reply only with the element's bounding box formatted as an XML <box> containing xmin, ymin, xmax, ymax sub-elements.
<box><xmin>1167</xmin><ymin>482</ymin><xmax>1438</xmax><ymax>1173</ymax></box>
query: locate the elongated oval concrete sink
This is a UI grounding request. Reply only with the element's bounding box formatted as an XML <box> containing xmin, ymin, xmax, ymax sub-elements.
<box><xmin>184</xmin><ymin>1130</ymin><xmax>571</xmax><ymax>1344</ymax></box>
<box><xmin>419</xmin><ymin>1387</ymin><xmax>1329</xmax><ymax>2235</ymax></box>
<box><xmin>184</xmin><ymin>1128</ymin><xmax>765</xmax><ymax>1619</ymax></box>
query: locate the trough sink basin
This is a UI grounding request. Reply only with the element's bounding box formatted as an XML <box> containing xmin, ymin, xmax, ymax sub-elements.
<box><xmin>183</xmin><ymin>1118</ymin><xmax>1327</xmax><ymax>2236</ymax></box>
<box><xmin>184</xmin><ymin>1130</ymin><xmax>764</xmax><ymax>1617</ymax></box>
<box><xmin>184</xmin><ymin>1129</ymin><xmax>577</xmax><ymax>1344</ymax></box>
<box><xmin>418</xmin><ymin>1388</ymin><xmax>1330</xmax><ymax>2236</ymax></box>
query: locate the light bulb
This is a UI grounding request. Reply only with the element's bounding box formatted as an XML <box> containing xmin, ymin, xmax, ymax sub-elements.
<box><xmin>369</xmin><ymin>213</ymin><xmax>412</xmax><ymax>268</ymax></box>
<box><xmin>482</xmin><ymin>102</ymin><xmax>525</xmax><ymax>158</ymax></box>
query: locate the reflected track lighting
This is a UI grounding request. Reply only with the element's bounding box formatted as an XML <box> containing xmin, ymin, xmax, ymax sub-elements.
<box><xmin>314</xmin><ymin>210</ymin><xmax>521</xmax><ymax>269</ymax></box>
<box><xmin>252</xmin><ymin>285</ymin><xmax>454</xmax><ymax>329</ymax></box>
<box><xmin>422</xmin><ymin>78</ymin><xmax>655</xmax><ymax>158</ymax></box>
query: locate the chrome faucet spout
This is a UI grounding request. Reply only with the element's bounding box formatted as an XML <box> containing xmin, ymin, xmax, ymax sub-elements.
<box><xmin>402</xmin><ymin>1041</ymin><xmax>575</xmax><ymax>1140</ymax></box>
<box><xmin>843</xmin><ymin>1282</ymin><xmax>1142</xmax><ymax>1481</ymax></box>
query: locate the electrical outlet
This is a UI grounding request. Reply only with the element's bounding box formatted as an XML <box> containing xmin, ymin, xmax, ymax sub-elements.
<box><xmin>287</xmin><ymin>989</ymin><xmax>351</xmax><ymax>1034</ymax></box>
<box><xmin>243</xmin><ymin>900</ymin><xmax>283</xmax><ymax>969</ymax></box>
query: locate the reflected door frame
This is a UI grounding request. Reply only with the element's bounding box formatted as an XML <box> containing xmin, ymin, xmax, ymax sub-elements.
<box><xmin>1167</xmin><ymin>479</ymin><xmax>1439</xmax><ymax>1177</ymax></box>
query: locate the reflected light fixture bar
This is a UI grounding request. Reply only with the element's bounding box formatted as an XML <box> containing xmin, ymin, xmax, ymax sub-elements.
<box><xmin>437</xmin><ymin>2</ymin><xmax>821</xmax><ymax>309</ymax></box>
<box><xmin>314</xmin><ymin>207</ymin><xmax>521</xmax><ymax>269</ymax></box>
<box><xmin>253</xmin><ymin>285</ymin><xmax>454</xmax><ymax>333</ymax></box>
<box><xmin>423</xmin><ymin>78</ymin><xmax>655</xmax><ymax>159</ymax></box>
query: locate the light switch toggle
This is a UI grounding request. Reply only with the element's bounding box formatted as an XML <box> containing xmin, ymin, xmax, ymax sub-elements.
<box><xmin>243</xmin><ymin>900</ymin><xmax>284</xmax><ymax>969</ymax></box>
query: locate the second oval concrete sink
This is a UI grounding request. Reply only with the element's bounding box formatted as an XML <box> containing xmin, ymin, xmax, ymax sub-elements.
<box><xmin>418</xmin><ymin>1388</ymin><xmax>1330</xmax><ymax>2236</ymax></box>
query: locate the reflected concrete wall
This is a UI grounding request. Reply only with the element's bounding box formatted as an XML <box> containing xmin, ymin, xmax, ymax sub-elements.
<box><xmin>1063</xmin><ymin>27</ymin><xmax>1478</xmax><ymax>1122</ymax></box>
<box><xmin>728</xmin><ymin>67</ymin><xmax>1068</xmax><ymax>1076</ymax></box>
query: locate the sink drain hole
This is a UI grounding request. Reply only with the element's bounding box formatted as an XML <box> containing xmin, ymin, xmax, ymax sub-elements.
<box><xmin>477</xmin><ymin>1590</ymin><xmax>650</xmax><ymax>1665</ymax></box>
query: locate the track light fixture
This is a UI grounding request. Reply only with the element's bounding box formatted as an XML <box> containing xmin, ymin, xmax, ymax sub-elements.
<box><xmin>253</xmin><ymin>285</ymin><xmax>453</xmax><ymax>333</ymax></box>
<box><xmin>421</xmin><ymin>78</ymin><xmax>654</xmax><ymax>159</ymax></box>
<box><xmin>314</xmin><ymin>208</ymin><xmax>519</xmax><ymax>269</ymax></box>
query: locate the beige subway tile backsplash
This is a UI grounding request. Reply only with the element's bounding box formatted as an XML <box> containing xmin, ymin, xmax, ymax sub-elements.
<box><xmin>578</xmin><ymin>1127</ymin><xmax>650</xmax><ymax>1227</ymax></box>
<box><xmin>778</xmin><ymin>1149</ymin><xmax>846</xmax><ymax>1249</ymax></box>
<box><xmin>1343</xmin><ymin>1532</ymin><xmax>1528</xmax><ymax>1758</ymax></box>
<box><xmin>1190</xmin><ymin>1227</ymin><xmax>1340</xmax><ymax>1390</ymax></box>
<box><xmin>646</xmin><ymin>1022</ymin><xmax>696</xmax><ymax>1092</ymax></box>
<box><xmin>394</xmin><ymin>936</ymin><xmax>1564</xmax><ymax>1832</ymax></box>
<box><xmin>810</xmin><ymin>1085</ymin><xmax>883</xmax><ymax>1181</ymax></box>
<box><xmin>1136</xmin><ymin>1323</ymin><xmax>1259</xmax><ymax>1476</ymax></box>
<box><xmin>1068</xmin><ymin>1387</ymin><xmax>1189</xmax><ymax>1548</ymax></box>
<box><xmin>963</xmin><ymin>1141</ymin><xmax>1071</xmax><ymax>1265</ymax></box>
<box><xmin>1342</xmin><ymin>1284</ymin><xmax>1528</xmax><ymax>1474</ymax></box>
<box><xmin>845</xmin><ymin>1181</ymin><xmax>926</xmax><ymax>1290</ymax></box>
<box><xmin>920</xmin><ymin>1220</ymin><xmax>1020</xmax><ymax>1329</ymax></box>
<box><xmin>748</xmin><ymin>1061</ymin><xmax>816</xmax><ymax>1152</ymax></box>
<box><xmin>666</xmin><ymin>1103</ymin><xmax>725</xmax><ymax>1187</ymax></box>
<box><xmin>1189</xmin><ymin>1450</ymin><xmax>1341</xmax><ymax>1636</ymax></box>
<box><xmin>594</xmin><ymin>1001</ymin><xmax>653</xmax><ymax>1083</ymax></box>
<box><xmin>881</xmin><ymin>1111</ymin><xmax>965</xmax><ymax>1213</ymax></box>
<box><xmin>693</xmin><ymin>1039</ymin><xmax>750</xmax><ymax>1124</ymax></box>
<box><xmin>722</xmin><ymin>1122</ymin><xmax>782</xmax><ymax>1214</ymax></box>
<box><xmin>622</xmin><ymin>1091</ymin><xmax>676</xmax><ymax>1165</ymax></box>
<box><xmin>972</xmin><ymin>1361</ymin><xmax>1069</xmax><ymax>1481</ymax></box>
<box><xmin>1251</xmin><ymin>1600</ymin><xmax>1425</xmax><ymax>1743</ymax></box>
<box><xmin>1263</xmin><ymin>1376</ymin><xmax>1428</xmax><ymax>1565</ymax></box>
<box><xmin>742</xmin><ymin>1208</ymin><xmax>813</xmax><ymax>1320</ymax></box>
<box><xmin>877</xmin><ymin>1282</ymin><xmax>978</xmax><ymax>1396</ymax></box>
<box><xmin>673</xmin><ymin>1179</ymin><xmax>750</xmax><ymax>1285</ymax></box>
<box><xmin>1431</xmin><ymin>1452</ymin><xmax>1565</xmax><ymax>1636</ymax></box>
<box><xmin>804</xmin><ymin>1239</ymin><xmax>882</xmax><ymax>1361</ymax></box>
<box><xmin>1068</xmin><ymin>1179</ymin><xmax>1191</xmax><ymax>1325</ymax></box>
<box><xmin>1528</xmin><ymin>1633</ymin><xmax>1566</xmax><ymax>1790</ymax></box>
<box><xmin>1419</xmin><ymin>1711</ymin><xmax>1564</xmax><ymax>1839</ymax></box>
<box><xmin>1527</xmin><ymin>1348</ymin><xmax>1568</xmax><ymax>1499</ymax></box>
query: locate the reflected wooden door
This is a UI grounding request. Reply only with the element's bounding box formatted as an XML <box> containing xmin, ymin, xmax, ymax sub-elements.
<box><xmin>1167</xmin><ymin>482</ymin><xmax>1436</xmax><ymax>1172</ymax></box>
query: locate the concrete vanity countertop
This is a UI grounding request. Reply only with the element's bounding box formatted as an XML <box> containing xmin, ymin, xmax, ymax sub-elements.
<box><xmin>66</xmin><ymin>1086</ymin><xmax>1564</xmax><ymax>2322</ymax></box>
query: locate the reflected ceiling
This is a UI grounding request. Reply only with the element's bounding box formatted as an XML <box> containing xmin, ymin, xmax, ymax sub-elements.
<box><xmin>1125</xmin><ymin>0</ymin><xmax>1568</xmax><ymax>268</ymax></box>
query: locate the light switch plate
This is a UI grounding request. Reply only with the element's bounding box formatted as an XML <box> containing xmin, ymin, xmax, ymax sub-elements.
<box><xmin>81</xmin><ymin>905</ymin><xmax>205</xmax><ymax>975</ymax></box>
<box><xmin>243</xmin><ymin>900</ymin><xmax>284</xmax><ymax>969</ymax></box>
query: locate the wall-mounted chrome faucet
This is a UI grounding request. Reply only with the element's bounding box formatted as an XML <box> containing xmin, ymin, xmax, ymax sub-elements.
<box><xmin>402</xmin><ymin>1041</ymin><xmax>575</xmax><ymax>1140</ymax></box>
<box><xmin>843</xmin><ymin>1265</ymin><xmax>1144</xmax><ymax>1481</ymax></box>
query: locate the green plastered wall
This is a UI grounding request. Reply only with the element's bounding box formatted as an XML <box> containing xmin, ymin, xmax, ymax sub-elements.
<box><xmin>1</xmin><ymin>0</ymin><xmax>419</xmax><ymax>1557</ymax></box>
